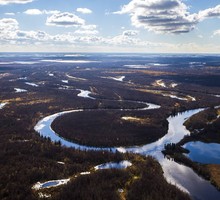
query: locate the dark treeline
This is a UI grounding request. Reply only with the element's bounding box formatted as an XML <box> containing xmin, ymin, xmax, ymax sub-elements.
<box><xmin>183</xmin><ymin>107</ymin><xmax>220</xmax><ymax>143</ymax></box>
<box><xmin>54</xmin><ymin>156</ymin><xmax>190</xmax><ymax>200</ymax></box>
<box><xmin>52</xmin><ymin>109</ymin><xmax>168</xmax><ymax>147</ymax></box>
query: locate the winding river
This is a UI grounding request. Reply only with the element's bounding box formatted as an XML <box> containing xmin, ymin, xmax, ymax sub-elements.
<box><xmin>34</xmin><ymin>93</ymin><xmax>220</xmax><ymax>200</ymax></box>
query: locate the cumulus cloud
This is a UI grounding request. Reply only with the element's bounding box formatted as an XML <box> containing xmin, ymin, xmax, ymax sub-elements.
<box><xmin>213</xmin><ymin>30</ymin><xmax>220</xmax><ymax>36</ymax></box>
<box><xmin>123</xmin><ymin>30</ymin><xmax>139</xmax><ymax>36</ymax></box>
<box><xmin>16</xmin><ymin>30</ymin><xmax>51</xmax><ymax>41</ymax></box>
<box><xmin>46</xmin><ymin>12</ymin><xmax>85</xmax><ymax>27</ymax></box>
<box><xmin>0</xmin><ymin>18</ymin><xmax>53</xmax><ymax>43</ymax></box>
<box><xmin>0</xmin><ymin>18</ymin><xmax>167</xmax><ymax>48</ymax></box>
<box><xmin>81</xmin><ymin>24</ymin><xmax>97</xmax><ymax>30</ymax></box>
<box><xmin>0</xmin><ymin>18</ymin><xmax>19</xmax><ymax>41</ymax></box>
<box><xmin>74</xmin><ymin>30</ymin><xmax>99</xmax><ymax>35</ymax></box>
<box><xmin>0</xmin><ymin>19</ymin><xmax>211</xmax><ymax>52</ymax></box>
<box><xmin>23</xmin><ymin>9</ymin><xmax>59</xmax><ymax>15</ymax></box>
<box><xmin>76</xmin><ymin>8</ymin><xmax>92</xmax><ymax>14</ymax></box>
<box><xmin>0</xmin><ymin>0</ymin><xmax>33</xmax><ymax>5</ymax></box>
<box><xmin>5</xmin><ymin>13</ymin><xmax>15</xmax><ymax>16</ymax></box>
<box><xmin>114</xmin><ymin>0</ymin><xmax>220</xmax><ymax>34</ymax></box>
<box><xmin>24</xmin><ymin>9</ymin><xmax>43</xmax><ymax>15</ymax></box>
<box><xmin>198</xmin><ymin>5</ymin><xmax>220</xmax><ymax>19</ymax></box>
<box><xmin>0</xmin><ymin>18</ymin><xmax>19</xmax><ymax>31</ymax></box>
<box><xmin>74</xmin><ymin>24</ymin><xmax>99</xmax><ymax>35</ymax></box>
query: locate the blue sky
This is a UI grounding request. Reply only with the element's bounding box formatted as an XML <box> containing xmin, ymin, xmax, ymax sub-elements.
<box><xmin>1</xmin><ymin>0</ymin><xmax>220</xmax><ymax>53</ymax></box>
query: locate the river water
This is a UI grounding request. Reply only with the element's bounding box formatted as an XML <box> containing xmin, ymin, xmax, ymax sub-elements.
<box><xmin>184</xmin><ymin>141</ymin><xmax>220</xmax><ymax>164</ymax></box>
<box><xmin>34</xmin><ymin>104</ymin><xmax>220</xmax><ymax>200</ymax></box>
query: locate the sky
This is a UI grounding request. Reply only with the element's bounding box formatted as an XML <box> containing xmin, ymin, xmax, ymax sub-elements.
<box><xmin>1</xmin><ymin>0</ymin><xmax>220</xmax><ymax>53</ymax></box>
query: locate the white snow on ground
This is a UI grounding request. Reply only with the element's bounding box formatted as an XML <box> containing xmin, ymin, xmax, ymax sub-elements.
<box><xmin>150</xmin><ymin>63</ymin><xmax>169</xmax><ymax>67</ymax></box>
<box><xmin>162</xmin><ymin>94</ymin><xmax>188</xmax><ymax>101</ymax></box>
<box><xmin>66</xmin><ymin>74</ymin><xmax>87</xmax><ymax>81</ymax></box>
<box><xmin>41</xmin><ymin>59</ymin><xmax>101</xmax><ymax>64</ymax></box>
<box><xmin>101</xmin><ymin>76</ymin><xmax>125</xmax><ymax>82</ymax></box>
<box><xmin>124</xmin><ymin>65</ymin><xmax>150</xmax><ymax>69</ymax></box>
<box><xmin>0</xmin><ymin>61</ymin><xmax>38</xmax><ymax>65</ymax></box>
<box><xmin>0</xmin><ymin>102</ymin><xmax>7</xmax><ymax>109</ymax></box>
<box><xmin>61</xmin><ymin>80</ymin><xmax>68</xmax><ymax>84</ymax></box>
<box><xmin>80</xmin><ymin>172</ymin><xmax>91</xmax><ymax>175</ymax></box>
<box><xmin>154</xmin><ymin>80</ymin><xmax>167</xmax><ymax>88</ymax></box>
<box><xmin>14</xmin><ymin>88</ymin><xmax>28</xmax><ymax>93</ymax></box>
<box><xmin>25</xmin><ymin>82</ymin><xmax>39</xmax><ymax>87</ymax></box>
<box><xmin>57</xmin><ymin>161</ymin><xmax>65</xmax><ymax>165</ymax></box>
<box><xmin>170</xmin><ymin>83</ymin><xmax>178</xmax><ymax>88</ymax></box>
<box><xmin>76</xmin><ymin>89</ymin><xmax>95</xmax><ymax>100</ymax></box>
<box><xmin>187</xmin><ymin>95</ymin><xmax>196</xmax><ymax>101</ymax></box>
<box><xmin>64</xmin><ymin>54</ymin><xmax>86</xmax><ymax>57</ymax></box>
<box><xmin>18</xmin><ymin>77</ymin><xmax>27</xmax><ymax>80</ymax></box>
<box><xmin>162</xmin><ymin>93</ymin><xmax>196</xmax><ymax>101</ymax></box>
<box><xmin>38</xmin><ymin>192</ymin><xmax>51</xmax><ymax>198</ymax></box>
<box><xmin>58</xmin><ymin>85</ymin><xmax>72</xmax><ymax>90</ymax></box>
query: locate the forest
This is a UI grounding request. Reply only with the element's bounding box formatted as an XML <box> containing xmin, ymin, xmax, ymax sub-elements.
<box><xmin>1</xmin><ymin>53</ymin><xmax>220</xmax><ymax>199</ymax></box>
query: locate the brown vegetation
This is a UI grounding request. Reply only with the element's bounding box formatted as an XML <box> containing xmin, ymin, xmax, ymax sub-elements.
<box><xmin>206</xmin><ymin>164</ymin><xmax>220</xmax><ymax>190</ymax></box>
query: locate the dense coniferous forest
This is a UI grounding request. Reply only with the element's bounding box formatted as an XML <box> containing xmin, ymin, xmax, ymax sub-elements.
<box><xmin>0</xmin><ymin>53</ymin><xmax>220</xmax><ymax>199</ymax></box>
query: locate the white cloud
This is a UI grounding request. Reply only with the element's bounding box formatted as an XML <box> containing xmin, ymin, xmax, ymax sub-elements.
<box><xmin>76</xmin><ymin>8</ymin><xmax>92</xmax><ymax>14</ymax></box>
<box><xmin>0</xmin><ymin>19</ymin><xmax>171</xmax><ymax>49</ymax></box>
<box><xmin>198</xmin><ymin>5</ymin><xmax>220</xmax><ymax>20</ymax></box>
<box><xmin>81</xmin><ymin>24</ymin><xmax>97</xmax><ymax>30</ymax></box>
<box><xmin>0</xmin><ymin>26</ymin><xmax>219</xmax><ymax>53</ymax></box>
<box><xmin>0</xmin><ymin>18</ymin><xmax>19</xmax><ymax>31</ymax></box>
<box><xmin>74</xmin><ymin>24</ymin><xmax>98</xmax><ymax>35</ymax></box>
<box><xmin>1</xmin><ymin>15</ymin><xmax>220</xmax><ymax>53</ymax></box>
<box><xmin>23</xmin><ymin>9</ymin><xmax>59</xmax><ymax>15</ymax></box>
<box><xmin>114</xmin><ymin>0</ymin><xmax>220</xmax><ymax>34</ymax></box>
<box><xmin>123</xmin><ymin>30</ymin><xmax>139</xmax><ymax>36</ymax></box>
<box><xmin>0</xmin><ymin>18</ymin><xmax>53</xmax><ymax>43</ymax></box>
<box><xmin>44</xmin><ymin>10</ymin><xmax>60</xmax><ymax>15</ymax></box>
<box><xmin>74</xmin><ymin>30</ymin><xmax>99</xmax><ymax>35</ymax></box>
<box><xmin>46</xmin><ymin>12</ymin><xmax>85</xmax><ymax>27</ymax></box>
<box><xmin>5</xmin><ymin>13</ymin><xmax>15</xmax><ymax>16</ymax></box>
<box><xmin>24</xmin><ymin>9</ymin><xmax>43</xmax><ymax>15</ymax></box>
<box><xmin>0</xmin><ymin>18</ymin><xmax>19</xmax><ymax>41</ymax></box>
<box><xmin>0</xmin><ymin>0</ymin><xmax>33</xmax><ymax>5</ymax></box>
<box><xmin>114</xmin><ymin>0</ymin><xmax>197</xmax><ymax>34</ymax></box>
<box><xmin>16</xmin><ymin>30</ymin><xmax>51</xmax><ymax>41</ymax></box>
<box><xmin>213</xmin><ymin>30</ymin><xmax>220</xmax><ymax>36</ymax></box>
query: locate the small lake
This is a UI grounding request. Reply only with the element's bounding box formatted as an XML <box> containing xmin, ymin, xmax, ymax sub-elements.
<box><xmin>184</xmin><ymin>141</ymin><xmax>220</xmax><ymax>164</ymax></box>
<box><xmin>32</xmin><ymin>179</ymin><xmax>70</xmax><ymax>190</ymax></box>
<box><xmin>94</xmin><ymin>160</ymin><xmax>132</xmax><ymax>170</ymax></box>
<box><xmin>42</xmin><ymin>181</ymin><xmax>59</xmax><ymax>188</ymax></box>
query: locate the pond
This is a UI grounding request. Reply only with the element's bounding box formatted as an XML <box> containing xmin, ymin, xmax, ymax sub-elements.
<box><xmin>94</xmin><ymin>160</ymin><xmax>132</xmax><ymax>170</ymax></box>
<box><xmin>183</xmin><ymin>141</ymin><xmax>220</xmax><ymax>164</ymax></box>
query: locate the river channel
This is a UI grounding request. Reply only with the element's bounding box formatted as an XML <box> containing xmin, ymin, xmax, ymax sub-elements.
<box><xmin>34</xmin><ymin>97</ymin><xmax>220</xmax><ymax>200</ymax></box>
